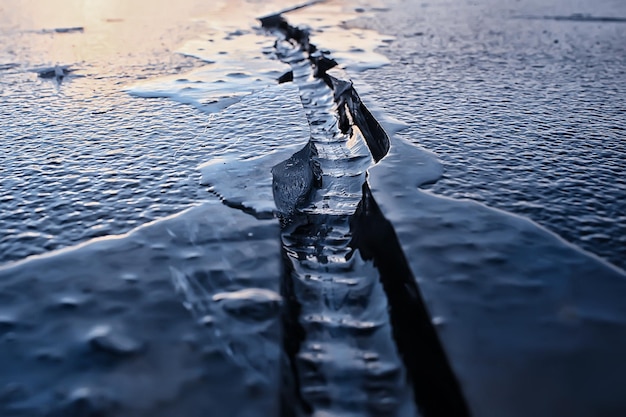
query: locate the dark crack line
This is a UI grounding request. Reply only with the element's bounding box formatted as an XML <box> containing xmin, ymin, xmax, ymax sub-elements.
<box><xmin>265</xmin><ymin>14</ymin><xmax>413</xmax><ymax>417</ymax></box>
<box><xmin>351</xmin><ymin>184</ymin><xmax>471</xmax><ymax>417</ymax></box>
<box><xmin>261</xmin><ymin>11</ymin><xmax>471</xmax><ymax>417</ymax></box>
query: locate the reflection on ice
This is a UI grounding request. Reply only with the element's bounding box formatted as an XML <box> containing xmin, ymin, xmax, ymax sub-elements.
<box><xmin>128</xmin><ymin>35</ymin><xmax>289</xmax><ymax>112</ymax></box>
<box><xmin>2</xmin><ymin>0</ymin><xmax>626</xmax><ymax>416</ymax></box>
<box><xmin>127</xmin><ymin>0</ymin><xmax>394</xmax><ymax>114</ymax></box>
<box><xmin>0</xmin><ymin>200</ymin><xmax>283</xmax><ymax>416</ymax></box>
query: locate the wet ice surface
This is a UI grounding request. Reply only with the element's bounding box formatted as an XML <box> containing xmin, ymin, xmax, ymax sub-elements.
<box><xmin>0</xmin><ymin>199</ymin><xmax>283</xmax><ymax>416</ymax></box>
<box><xmin>127</xmin><ymin>31</ymin><xmax>290</xmax><ymax>113</ymax></box>
<box><xmin>0</xmin><ymin>0</ymin><xmax>219</xmax><ymax>263</ymax></box>
<box><xmin>355</xmin><ymin>0</ymin><xmax>626</xmax><ymax>270</ymax></box>
<box><xmin>1</xmin><ymin>80</ymin><xmax>210</xmax><ymax>262</ymax></box>
<box><xmin>0</xmin><ymin>38</ymin><xmax>310</xmax><ymax>415</ymax></box>
<box><xmin>0</xmin><ymin>67</ymin><xmax>308</xmax><ymax>264</ymax></box>
<box><xmin>366</xmin><ymin>122</ymin><xmax>626</xmax><ymax>416</ymax></box>
<box><xmin>198</xmin><ymin>83</ymin><xmax>313</xmax><ymax>219</ymax></box>
<box><xmin>265</xmin><ymin>25</ymin><xmax>418</xmax><ymax>415</ymax></box>
<box><xmin>0</xmin><ymin>0</ymin><xmax>389</xmax><ymax>265</ymax></box>
<box><xmin>2</xmin><ymin>0</ymin><xmax>626</xmax><ymax>415</ymax></box>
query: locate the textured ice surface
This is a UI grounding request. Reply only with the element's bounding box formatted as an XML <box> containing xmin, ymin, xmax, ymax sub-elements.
<box><xmin>2</xmin><ymin>0</ymin><xmax>626</xmax><ymax>415</ymax></box>
<box><xmin>0</xmin><ymin>69</ymin><xmax>309</xmax><ymax>265</ymax></box>
<box><xmin>262</xmin><ymin>27</ymin><xmax>419</xmax><ymax>415</ymax></box>
<box><xmin>366</xmin><ymin>103</ymin><xmax>626</xmax><ymax>417</ymax></box>
<box><xmin>0</xmin><ymin>0</ymin><xmax>395</xmax><ymax>264</ymax></box>
<box><xmin>0</xmin><ymin>90</ymin><xmax>211</xmax><ymax>263</ymax></box>
<box><xmin>0</xmin><ymin>1</ymin><xmax>217</xmax><ymax>264</ymax></box>
<box><xmin>356</xmin><ymin>0</ymin><xmax>626</xmax><ymax>270</ymax></box>
<box><xmin>0</xmin><ymin>199</ymin><xmax>283</xmax><ymax>416</ymax></box>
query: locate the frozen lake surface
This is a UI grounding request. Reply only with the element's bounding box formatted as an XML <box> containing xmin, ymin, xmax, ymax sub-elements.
<box><xmin>1</xmin><ymin>0</ymin><xmax>624</xmax><ymax>269</ymax></box>
<box><xmin>356</xmin><ymin>0</ymin><xmax>626</xmax><ymax>270</ymax></box>
<box><xmin>1</xmin><ymin>0</ymin><xmax>625</xmax><ymax>416</ymax></box>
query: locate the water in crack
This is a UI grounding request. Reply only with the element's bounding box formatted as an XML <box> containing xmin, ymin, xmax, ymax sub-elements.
<box><xmin>3</xmin><ymin>0</ymin><xmax>626</xmax><ymax>416</ymax></box>
<box><xmin>0</xmin><ymin>0</ymin><xmax>396</xmax><ymax>264</ymax></box>
<box><xmin>0</xmin><ymin>6</ymin><xmax>411</xmax><ymax>415</ymax></box>
<box><xmin>267</xmin><ymin>20</ymin><xmax>417</xmax><ymax>417</ymax></box>
<box><xmin>263</xmin><ymin>5</ymin><xmax>626</xmax><ymax>417</ymax></box>
<box><xmin>282</xmin><ymin>218</ymin><xmax>416</xmax><ymax>416</ymax></box>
